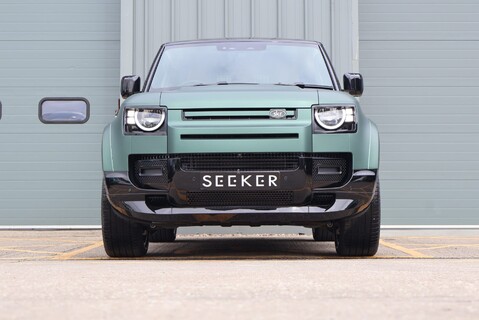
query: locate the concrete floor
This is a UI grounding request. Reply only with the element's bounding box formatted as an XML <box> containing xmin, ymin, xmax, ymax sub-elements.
<box><xmin>0</xmin><ymin>230</ymin><xmax>478</xmax><ymax>319</ymax></box>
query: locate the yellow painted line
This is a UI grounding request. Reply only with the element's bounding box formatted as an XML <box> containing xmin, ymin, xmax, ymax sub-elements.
<box><xmin>379</xmin><ymin>239</ymin><xmax>432</xmax><ymax>258</ymax></box>
<box><xmin>0</xmin><ymin>247</ymin><xmax>58</xmax><ymax>254</ymax></box>
<box><xmin>0</xmin><ymin>237</ymin><xmax>97</xmax><ymax>244</ymax></box>
<box><xmin>0</xmin><ymin>244</ymin><xmax>62</xmax><ymax>248</ymax></box>
<box><xmin>0</xmin><ymin>256</ymin><xmax>54</xmax><ymax>260</ymax></box>
<box><xmin>402</xmin><ymin>236</ymin><xmax>479</xmax><ymax>240</ymax></box>
<box><xmin>393</xmin><ymin>242</ymin><xmax>479</xmax><ymax>246</ymax></box>
<box><xmin>410</xmin><ymin>244</ymin><xmax>479</xmax><ymax>251</ymax></box>
<box><xmin>53</xmin><ymin>241</ymin><xmax>104</xmax><ymax>260</ymax></box>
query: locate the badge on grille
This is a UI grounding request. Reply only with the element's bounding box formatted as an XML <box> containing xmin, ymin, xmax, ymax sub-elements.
<box><xmin>269</xmin><ymin>109</ymin><xmax>287</xmax><ymax>119</ymax></box>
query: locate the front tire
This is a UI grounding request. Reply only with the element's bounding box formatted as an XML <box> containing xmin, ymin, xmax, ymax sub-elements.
<box><xmin>335</xmin><ymin>182</ymin><xmax>381</xmax><ymax>256</ymax></box>
<box><xmin>101</xmin><ymin>182</ymin><xmax>149</xmax><ymax>257</ymax></box>
<box><xmin>312</xmin><ymin>227</ymin><xmax>335</xmax><ymax>241</ymax></box>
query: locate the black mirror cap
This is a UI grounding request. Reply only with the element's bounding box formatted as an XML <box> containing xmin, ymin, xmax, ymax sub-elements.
<box><xmin>343</xmin><ymin>73</ymin><xmax>364</xmax><ymax>97</ymax></box>
<box><xmin>121</xmin><ymin>75</ymin><xmax>141</xmax><ymax>99</ymax></box>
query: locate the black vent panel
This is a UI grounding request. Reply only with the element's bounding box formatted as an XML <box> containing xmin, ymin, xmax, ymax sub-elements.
<box><xmin>312</xmin><ymin>154</ymin><xmax>352</xmax><ymax>188</ymax></box>
<box><xmin>178</xmin><ymin>153</ymin><xmax>301</xmax><ymax>172</ymax></box>
<box><xmin>186</xmin><ymin>191</ymin><xmax>294</xmax><ymax>207</ymax></box>
<box><xmin>180</xmin><ymin>133</ymin><xmax>298</xmax><ymax>140</ymax></box>
<box><xmin>129</xmin><ymin>155</ymin><xmax>169</xmax><ymax>189</ymax></box>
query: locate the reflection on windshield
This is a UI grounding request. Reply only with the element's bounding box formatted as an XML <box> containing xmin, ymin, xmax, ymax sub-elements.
<box><xmin>150</xmin><ymin>42</ymin><xmax>333</xmax><ymax>90</ymax></box>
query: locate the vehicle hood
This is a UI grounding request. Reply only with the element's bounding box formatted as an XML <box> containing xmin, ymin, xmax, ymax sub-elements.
<box><xmin>160</xmin><ymin>85</ymin><xmax>318</xmax><ymax>109</ymax></box>
<box><xmin>122</xmin><ymin>85</ymin><xmax>357</xmax><ymax>109</ymax></box>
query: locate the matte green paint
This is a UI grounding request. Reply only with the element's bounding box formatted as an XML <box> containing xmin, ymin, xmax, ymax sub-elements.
<box><xmin>313</xmin><ymin>91</ymin><xmax>380</xmax><ymax>169</ymax></box>
<box><xmin>160</xmin><ymin>85</ymin><xmax>318</xmax><ymax>109</ymax></box>
<box><xmin>102</xmin><ymin>85</ymin><xmax>379</xmax><ymax>172</ymax></box>
<box><xmin>167</xmin><ymin>107</ymin><xmax>312</xmax><ymax>153</ymax></box>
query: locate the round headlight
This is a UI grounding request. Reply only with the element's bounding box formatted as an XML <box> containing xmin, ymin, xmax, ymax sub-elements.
<box><xmin>315</xmin><ymin>107</ymin><xmax>346</xmax><ymax>130</ymax></box>
<box><xmin>134</xmin><ymin>109</ymin><xmax>165</xmax><ymax>132</ymax></box>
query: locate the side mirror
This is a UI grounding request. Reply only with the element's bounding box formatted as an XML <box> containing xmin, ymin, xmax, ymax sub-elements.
<box><xmin>343</xmin><ymin>73</ymin><xmax>363</xmax><ymax>97</ymax></box>
<box><xmin>121</xmin><ymin>75</ymin><xmax>141</xmax><ymax>99</ymax></box>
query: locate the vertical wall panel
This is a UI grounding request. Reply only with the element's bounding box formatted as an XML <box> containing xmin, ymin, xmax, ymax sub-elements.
<box><xmin>172</xmin><ymin>0</ymin><xmax>199</xmax><ymax>41</ymax></box>
<box><xmin>252</xmin><ymin>0</ymin><xmax>279</xmax><ymax>38</ymax></box>
<box><xmin>133</xmin><ymin>0</ymin><xmax>146</xmax><ymax>78</ymax></box>
<box><xmin>305</xmin><ymin>0</ymin><xmax>331</xmax><ymax>53</ymax></box>
<box><xmin>360</xmin><ymin>0</ymin><xmax>479</xmax><ymax>225</ymax></box>
<box><xmin>225</xmin><ymin>0</ymin><xmax>252</xmax><ymax>37</ymax></box>
<box><xmin>331</xmin><ymin>0</ymin><xmax>355</xmax><ymax>79</ymax></box>
<box><xmin>278</xmin><ymin>0</ymin><xmax>305</xmax><ymax>39</ymax></box>
<box><xmin>124</xmin><ymin>0</ymin><xmax>357</xmax><ymax>79</ymax></box>
<box><xmin>146</xmin><ymin>0</ymin><xmax>172</xmax><ymax>69</ymax></box>
<box><xmin>199</xmin><ymin>0</ymin><xmax>226</xmax><ymax>38</ymax></box>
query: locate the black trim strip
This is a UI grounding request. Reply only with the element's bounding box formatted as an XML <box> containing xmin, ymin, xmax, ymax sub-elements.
<box><xmin>180</xmin><ymin>133</ymin><xmax>299</xmax><ymax>140</ymax></box>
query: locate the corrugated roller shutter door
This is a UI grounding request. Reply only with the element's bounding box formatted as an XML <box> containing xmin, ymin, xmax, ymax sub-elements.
<box><xmin>359</xmin><ymin>0</ymin><xmax>479</xmax><ymax>224</ymax></box>
<box><xmin>0</xmin><ymin>1</ymin><xmax>120</xmax><ymax>225</ymax></box>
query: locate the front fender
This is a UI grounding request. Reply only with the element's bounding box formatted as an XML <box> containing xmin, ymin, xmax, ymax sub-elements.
<box><xmin>101</xmin><ymin>118</ymin><xmax>130</xmax><ymax>172</ymax></box>
<box><xmin>102</xmin><ymin>124</ymin><xmax>114</xmax><ymax>172</ymax></box>
<box><xmin>367</xmin><ymin>121</ymin><xmax>380</xmax><ymax>169</ymax></box>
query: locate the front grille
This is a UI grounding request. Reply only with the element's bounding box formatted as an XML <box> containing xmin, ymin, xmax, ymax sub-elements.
<box><xmin>177</xmin><ymin>153</ymin><xmax>301</xmax><ymax>172</ymax></box>
<box><xmin>183</xmin><ymin>108</ymin><xmax>296</xmax><ymax>120</ymax></box>
<box><xmin>186</xmin><ymin>191</ymin><xmax>294</xmax><ymax>207</ymax></box>
<box><xmin>129</xmin><ymin>153</ymin><xmax>352</xmax><ymax>190</ymax></box>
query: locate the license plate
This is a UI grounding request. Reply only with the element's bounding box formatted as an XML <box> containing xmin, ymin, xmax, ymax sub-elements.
<box><xmin>200</xmin><ymin>173</ymin><xmax>280</xmax><ymax>190</ymax></box>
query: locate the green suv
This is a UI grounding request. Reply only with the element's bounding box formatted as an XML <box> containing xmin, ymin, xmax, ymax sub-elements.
<box><xmin>101</xmin><ymin>39</ymin><xmax>380</xmax><ymax>257</ymax></box>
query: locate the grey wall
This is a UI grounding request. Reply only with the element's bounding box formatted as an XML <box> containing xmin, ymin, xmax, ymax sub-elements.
<box><xmin>0</xmin><ymin>0</ymin><xmax>120</xmax><ymax>225</ymax></box>
<box><xmin>121</xmin><ymin>0</ymin><xmax>359</xmax><ymax>82</ymax></box>
<box><xmin>359</xmin><ymin>0</ymin><xmax>479</xmax><ymax>224</ymax></box>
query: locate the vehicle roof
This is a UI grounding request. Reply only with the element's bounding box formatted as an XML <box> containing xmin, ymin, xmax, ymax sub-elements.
<box><xmin>163</xmin><ymin>38</ymin><xmax>323</xmax><ymax>47</ymax></box>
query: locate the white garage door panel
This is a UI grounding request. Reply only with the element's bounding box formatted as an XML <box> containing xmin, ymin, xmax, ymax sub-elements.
<box><xmin>0</xmin><ymin>0</ymin><xmax>120</xmax><ymax>225</ymax></box>
<box><xmin>360</xmin><ymin>0</ymin><xmax>479</xmax><ymax>225</ymax></box>
<box><xmin>360</xmin><ymin>0</ymin><xmax>479</xmax><ymax>41</ymax></box>
<box><xmin>361</xmin><ymin>41</ymin><xmax>479</xmax><ymax>88</ymax></box>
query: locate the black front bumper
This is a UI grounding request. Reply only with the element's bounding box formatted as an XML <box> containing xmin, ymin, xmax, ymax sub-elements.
<box><xmin>104</xmin><ymin>153</ymin><xmax>377</xmax><ymax>227</ymax></box>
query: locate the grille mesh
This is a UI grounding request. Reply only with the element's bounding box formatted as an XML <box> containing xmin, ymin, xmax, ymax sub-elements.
<box><xmin>177</xmin><ymin>153</ymin><xmax>300</xmax><ymax>172</ymax></box>
<box><xmin>310</xmin><ymin>193</ymin><xmax>336</xmax><ymax>208</ymax></box>
<box><xmin>186</xmin><ymin>191</ymin><xmax>294</xmax><ymax>207</ymax></box>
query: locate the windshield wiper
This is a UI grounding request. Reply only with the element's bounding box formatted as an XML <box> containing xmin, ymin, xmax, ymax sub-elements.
<box><xmin>273</xmin><ymin>83</ymin><xmax>334</xmax><ymax>90</ymax></box>
<box><xmin>190</xmin><ymin>81</ymin><xmax>259</xmax><ymax>87</ymax></box>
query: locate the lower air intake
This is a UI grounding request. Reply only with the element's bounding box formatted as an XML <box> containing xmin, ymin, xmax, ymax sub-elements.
<box><xmin>186</xmin><ymin>191</ymin><xmax>294</xmax><ymax>207</ymax></box>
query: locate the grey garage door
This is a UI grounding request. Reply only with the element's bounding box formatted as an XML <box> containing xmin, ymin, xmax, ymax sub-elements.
<box><xmin>359</xmin><ymin>0</ymin><xmax>479</xmax><ymax>225</ymax></box>
<box><xmin>0</xmin><ymin>1</ymin><xmax>120</xmax><ymax>225</ymax></box>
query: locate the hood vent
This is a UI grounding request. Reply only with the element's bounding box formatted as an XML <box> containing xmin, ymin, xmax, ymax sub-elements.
<box><xmin>181</xmin><ymin>133</ymin><xmax>299</xmax><ymax>140</ymax></box>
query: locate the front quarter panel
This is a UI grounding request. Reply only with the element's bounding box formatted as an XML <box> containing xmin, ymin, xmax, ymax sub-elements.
<box><xmin>102</xmin><ymin>116</ymin><xmax>131</xmax><ymax>172</ymax></box>
<box><xmin>314</xmin><ymin>91</ymin><xmax>380</xmax><ymax>170</ymax></box>
<box><xmin>102</xmin><ymin>92</ymin><xmax>165</xmax><ymax>172</ymax></box>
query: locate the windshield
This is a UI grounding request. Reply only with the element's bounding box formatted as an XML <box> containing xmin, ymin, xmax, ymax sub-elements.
<box><xmin>150</xmin><ymin>41</ymin><xmax>334</xmax><ymax>90</ymax></box>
